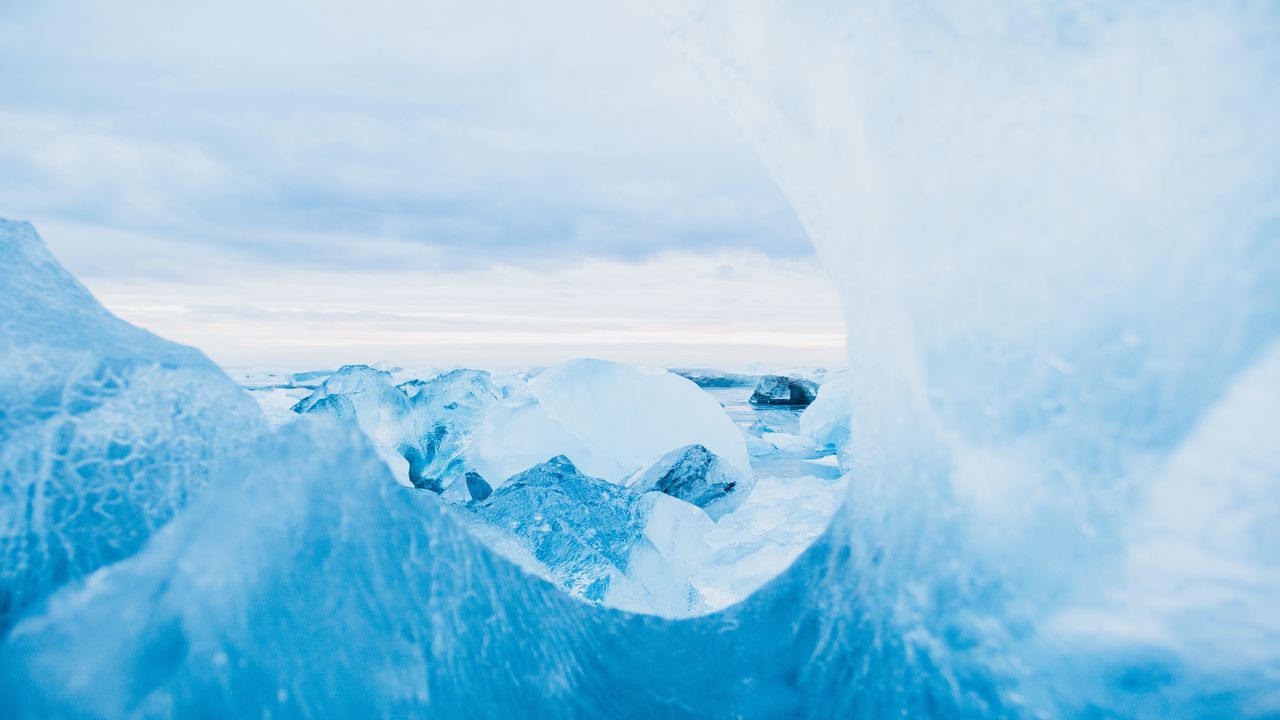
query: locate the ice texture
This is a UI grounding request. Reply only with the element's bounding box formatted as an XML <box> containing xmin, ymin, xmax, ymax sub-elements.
<box><xmin>799</xmin><ymin>370</ymin><xmax>854</xmax><ymax>468</ymax></box>
<box><xmin>292</xmin><ymin>366</ymin><xmax>502</xmax><ymax>491</ymax></box>
<box><xmin>661</xmin><ymin>0</ymin><xmax>1280</xmax><ymax>715</ymax></box>
<box><xmin>748</xmin><ymin>374</ymin><xmax>818</xmax><ymax>406</ymax></box>
<box><xmin>0</xmin><ymin>220</ymin><xmax>265</xmax><ymax>632</ymax></box>
<box><xmin>0</xmin><ymin>416</ymin><xmax>852</xmax><ymax>717</ymax></box>
<box><xmin>472</xmin><ymin>358</ymin><xmax>751</xmax><ymax>486</ymax></box>
<box><xmin>625</xmin><ymin>443</ymin><xmax>754</xmax><ymax>520</ymax></box>
<box><xmin>468</xmin><ymin>455</ymin><xmax>695</xmax><ymax>615</ymax></box>
<box><xmin>292</xmin><ymin>364</ymin><xmax>423</xmax><ymax>487</ymax></box>
<box><xmin>403</xmin><ymin>369</ymin><xmax>504</xmax><ymax>497</ymax></box>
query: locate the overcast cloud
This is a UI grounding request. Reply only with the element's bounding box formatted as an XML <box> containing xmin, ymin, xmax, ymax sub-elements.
<box><xmin>1</xmin><ymin>0</ymin><xmax>810</xmax><ymax>275</ymax></box>
<box><xmin>0</xmin><ymin>1</ymin><xmax>841</xmax><ymax>368</ymax></box>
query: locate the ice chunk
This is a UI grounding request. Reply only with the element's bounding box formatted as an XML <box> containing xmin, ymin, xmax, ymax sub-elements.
<box><xmin>401</xmin><ymin>369</ymin><xmax>503</xmax><ymax>491</ymax></box>
<box><xmin>748</xmin><ymin>374</ymin><xmax>818</xmax><ymax>406</ymax></box>
<box><xmin>291</xmin><ymin>364</ymin><xmax>423</xmax><ymax>487</ymax></box>
<box><xmin>0</xmin><ymin>219</ymin><xmax>264</xmax><ymax>632</ymax></box>
<box><xmin>799</xmin><ymin>370</ymin><xmax>854</xmax><ymax>467</ymax></box>
<box><xmin>292</xmin><ymin>365</ymin><xmax>410</xmax><ymax>442</ymax></box>
<box><xmin>473</xmin><ymin>359</ymin><xmax>751</xmax><ymax>486</ymax></box>
<box><xmin>625</xmin><ymin>444</ymin><xmax>754</xmax><ymax>521</ymax></box>
<box><xmin>292</xmin><ymin>366</ymin><xmax>503</xmax><ymax>492</ymax></box>
<box><xmin>669</xmin><ymin>368</ymin><xmax>759</xmax><ymax>388</ymax></box>
<box><xmin>468</xmin><ymin>455</ymin><xmax>694</xmax><ymax>615</ymax></box>
<box><xmin>463</xmin><ymin>471</ymin><xmax>492</xmax><ymax>502</ymax></box>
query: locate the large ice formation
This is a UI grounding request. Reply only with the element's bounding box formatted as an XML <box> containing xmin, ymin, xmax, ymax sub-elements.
<box><xmin>625</xmin><ymin>443</ymin><xmax>754</xmax><ymax>520</ymax></box>
<box><xmin>0</xmin><ymin>220</ymin><xmax>264</xmax><ymax>633</ymax></box>
<box><xmin>661</xmin><ymin>0</ymin><xmax>1280</xmax><ymax>715</ymax></box>
<box><xmin>471</xmin><ymin>358</ymin><xmax>751</xmax><ymax>486</ymax></box>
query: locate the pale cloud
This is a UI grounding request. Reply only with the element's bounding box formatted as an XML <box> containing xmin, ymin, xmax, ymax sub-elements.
<box><xmin>3</xmin><ymin>1</ymin><xmax>839</xmax><ymax>368</ymax></box>
<box><xmin>68</xmin><ymin>243</ymin><xmax>846</xmax><ymax>370</ymax></box>
<box><xmin>0</xmin><ymin>0</ymin><xmax>809</xmax><ymax>270</ymax></box>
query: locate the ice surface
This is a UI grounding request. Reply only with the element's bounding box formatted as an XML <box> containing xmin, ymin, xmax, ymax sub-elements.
<box><xmin>401</xmin><ymin>369</ymin><xmax>503</xmax><ymax>497</ymax></box>
<box><xmin>625</xmin><ymin>443</ymin><xmax>754</xmax><ymax>521</ymax></box>
<box><xmin>748</xmin><ymin>374</ymin><xmax>818</xmax><ymax>406</ymax></box>
<box><xmin>468</xmin><ymin>455</ymin><xmax>696</xmax><ymax>616</ymax></box>
<box><xmin>472</xmin><ymin>358</ymin><xmax>751</xmax><ymax>486</ymax></box>
<box><xmin>292</xmin><ymin>365</ymin><xmax>423</xmax><ymax>487</ymax></box>
<box><xmin>662</xmin><ymin>0</ymin><xmax>1280</xmax><ymax>714</ymax></box>
<box><xmin>292</xmin><ymin>366</ymin><xmax>503</xmax><ymax>492</ymax></box>
<box><xmin>669</xmin><ymin>368</ymin><xmax>759</xmax><ymax>388</ymax></box>
<box><xmin>0</xmin><ymin>220</ymin><xmax>265</xmax><ymax>633</ymax></box>
<box><xmin>0</xmin><ymin>415</ymin><xmax>858</xmax><ymax>717</ymax></box>
<box><xmin>799</xmin><ymin>370</ymin><xmax>854</xmax><ymax>468</ymax></box>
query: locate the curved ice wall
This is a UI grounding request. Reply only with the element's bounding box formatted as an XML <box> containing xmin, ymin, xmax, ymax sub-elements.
<box><xmin>660</xmin><ymin>0</ymin><xmax>1280</xmax><ymax>714</ymax></box>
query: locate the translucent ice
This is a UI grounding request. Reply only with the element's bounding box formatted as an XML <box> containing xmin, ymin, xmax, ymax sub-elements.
<box><xmin>799</xmin><ymin>370</ymin><xmax>854</xmax><ymax>467</ymax></box>
<box><xmin>401</xmin><ymin>369</ymin><xmax>503</xmax><ymax>497</ymax></box>
<box><xmin>0</xmin><ymin>220</ymin><xmax>265</xmax><ymax>632</ymax></box>
<box><xmin>662</xmin><ymin>0</ymin><xmax>1280</xmax><ymax>714</ymax></box>
<box><xmin>292</xmin><ymin>366</ymin><xmax>502</xmax><ymax>492</ymax></box>
<box><xmin>625</xmin><ymin>443</ymin><xmax>754</xmax><ymax>521</ymax></box>
<box><xmin>472</xmin><ymin>358</ymin><xmax>751</xmax><ymax>486</ymax></box>
<box><xmin>292</xmin><ymin>364</ymin><xmax>423</xmax><ymax>487</ymax></box>
<box><xmin>748</xmin><ymin>374</ymin><xmax>817</xmax><ymax>406</ymax></box>
<box><xmin>468</xmin><ymin>455</ymin><xmax>696</xmax><ymax>616</ymax></box>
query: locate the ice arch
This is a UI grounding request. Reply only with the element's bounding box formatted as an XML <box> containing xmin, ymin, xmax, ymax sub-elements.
<box><xmin>2</xmin><ymin>2</ymin><xmax>1279</xmax><ymax>717</ymax></box>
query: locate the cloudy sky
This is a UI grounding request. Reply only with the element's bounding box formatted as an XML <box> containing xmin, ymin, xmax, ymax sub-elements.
<box><xmin>0</xmin><ymin>0</ymin><xmax>844</xmax><ymax>371</ymax></box>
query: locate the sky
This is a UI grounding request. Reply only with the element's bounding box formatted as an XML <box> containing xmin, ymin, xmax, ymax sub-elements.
<box><xmin>0</xmin><ymin>0</ymin><xmax>845</xmax><ymax>371</ymax></box>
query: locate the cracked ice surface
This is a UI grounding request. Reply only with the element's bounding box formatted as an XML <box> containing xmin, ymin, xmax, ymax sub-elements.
<box><xmin>0</xmin><ymin>220</ymin><xmax>265</xmax><ymax>633</ymax></box>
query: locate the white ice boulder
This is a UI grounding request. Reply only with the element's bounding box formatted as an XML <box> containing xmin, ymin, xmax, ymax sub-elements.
<box><xmin>471</xmin><ymin>359</ymin><xmax>751</xmax><ymax>487</ymax></box>
<box><xmin>799</xmin><ymin>371</ymin><xmax>854</xmax><ymax>461</ymax></box>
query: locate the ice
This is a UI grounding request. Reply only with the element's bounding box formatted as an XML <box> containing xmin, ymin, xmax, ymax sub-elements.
<box><xmin>292</xmin><ymin>365</ymin><xmax>423</xmax><ymax>487</ymax></box>
<box><xmin>0</xmin><ymin>415</ymin><xmax>844</xmax><ymax>717</ymax></box>
<box><xmin>4</xmin><ymin>0</ymin><xmax>1279</xmax><ymax>714</ymax></box>
<box><xmin>400</xmin><ymin>369</ymin><xmax>504</xmax><ymax>497</ymax></box>
<box><xmin>472</xmin><ymin>358</ymin><xmax>751</xmax><ymax>486</ymax></box>
<box><xmin>292</xmin><ymin>366</ymin><xmax>503</xmax><ymax>492</ymax></box>
<box><xmin>625</xmin><ymin>443</ymin><xmax>754</xmax><ymax>521</ymax></box>
<box><xmin>662</xmin><ymin>1</ymin><xmax>1280</xmax><ymax>714</ymax></box>
<box><xmin>692</xmin><ymin>472</ymin><xmax>849</xmax><ymax>609</ymax></box>
<box><xmin>669</xmin><ymin>368</ymin><xmax>759</xmax><ymax>388</ymax></box>
<box><xmin>0</xmin><ymin>220</ymin><xmax>265</xmax><ymax>632</ymax></box>
<box><xmin>466</xmin><ymin>455</ymin><xmax>696</xmax><ymax>616</ymax></box>
<box><xmin>799</xmin><ymin>370</ymin><xmax>854</xmax><ymax>467</ymax></box>
<box><xmin>748</xmin><ymin>374</ymin><xmax>818</xmax><ymax>406</ymax></box>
